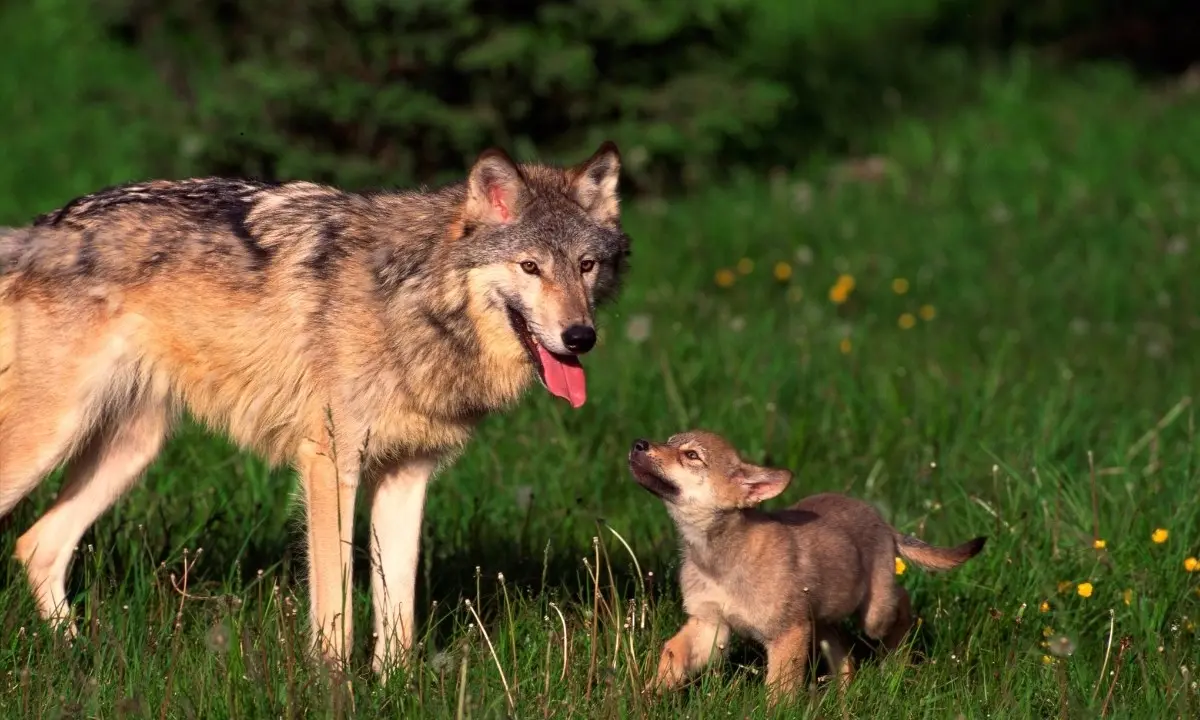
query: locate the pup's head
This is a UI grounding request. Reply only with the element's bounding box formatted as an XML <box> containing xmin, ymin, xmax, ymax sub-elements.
<box><xmin>627</xmin><ymin>430</ymin><xmax>793</xmax><ymax>511</ymax></box>
<box><xmin>455</xmin><ymin>143</ymin><xmax>630</xmax><ymax>409</ymax></box>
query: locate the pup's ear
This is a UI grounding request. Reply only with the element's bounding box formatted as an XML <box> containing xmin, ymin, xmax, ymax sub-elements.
<box><xmin>465</xmin><ymin>148</ymin><xmax>531</xmax><ymax>225</ymax></box>
<box><xmin>739</xmin><ymin>464</ymin><xmax>792</xmax><ymax>505</ymax></box>
<box><xmin>567</xmin><ymin>141</ymin><xmax>621</xmax><ymax>225</ymax></box>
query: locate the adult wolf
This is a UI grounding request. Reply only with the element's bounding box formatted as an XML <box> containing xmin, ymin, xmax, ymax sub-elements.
<box><xmin>0</xmin><ymin>142</ymin><xmax>629</xmax><ymax>674</ymax></box>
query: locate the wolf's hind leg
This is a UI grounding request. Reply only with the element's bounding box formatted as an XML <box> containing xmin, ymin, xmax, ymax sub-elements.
<box><xmin>13</xmin><ymin>399</ymin><xmax>169</xmax><ymax>632</ymax></box>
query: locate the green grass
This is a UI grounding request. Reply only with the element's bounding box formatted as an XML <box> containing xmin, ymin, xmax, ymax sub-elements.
<box><xmin>4</xmin><ymin>50</ymin><xmax>1200</xmax><ymax>718</ymax></box>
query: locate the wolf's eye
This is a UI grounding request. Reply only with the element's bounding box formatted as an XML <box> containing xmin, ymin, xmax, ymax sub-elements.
<box><xmin>580</xmin><ymin>259</ymin><xmax>595</xmax><ymax>273</ymax></box>
<box><xmin>520</xmin><ymin>260</ymin><xmax>540</xmax><ymax>275</ymax></box>
<box><xmin>683</xmin><ymin>450</ymin><xmax>700</xmax><ymax>462</ymax></box>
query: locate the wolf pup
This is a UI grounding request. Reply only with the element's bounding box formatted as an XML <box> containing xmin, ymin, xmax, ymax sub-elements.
<box><xmin>0</xmin><ymin>142</ymin><xmax>629</xmax><ymax>675</ymax></box>
<box><xmin>628</xmin><ymin>430</ymin><xmax>985</xmax><ymax>702</ymax></box>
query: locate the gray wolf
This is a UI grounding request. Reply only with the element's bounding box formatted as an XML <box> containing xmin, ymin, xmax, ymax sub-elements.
<box><xmin>627</xmin><ymin>430</ymin><xmax>985</xmax><ymax>702</ymax></box>
<box><xmin>0</xmin><ymin>141</ymin><xmax>629</xmax><ymax>675</ymax></box>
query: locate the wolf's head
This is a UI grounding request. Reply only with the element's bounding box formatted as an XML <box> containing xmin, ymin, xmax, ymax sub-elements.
<box><xmin>454</xmin><ymin>142</ymin><xmax>630</xmax><ymax>409</ymax></box>
<box><xmin>627</xmin><ymin>431</ymin><xmax>793</xmax><ymax>511</ymax></box>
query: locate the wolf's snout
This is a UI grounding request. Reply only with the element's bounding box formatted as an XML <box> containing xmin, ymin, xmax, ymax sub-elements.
<box><xmin>561</xmin><ymin>324</ymin><xmax>596</xmax><ymax>354</ymax></box>
<box><xmin>631</xmin><ymin>438</ymin><xmax>650</xmax><ymax>454</ymax></box>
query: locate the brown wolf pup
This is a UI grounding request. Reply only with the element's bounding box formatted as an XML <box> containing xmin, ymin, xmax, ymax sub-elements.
<box><xmin>628</xmin><ymin>430</ymin><xmax>986</xmax><ymax>703</ymax></box>
<box><xmin>0</xmin><ymin>142</ymin><xmax>629</xmax><ymax>675</ymax></box>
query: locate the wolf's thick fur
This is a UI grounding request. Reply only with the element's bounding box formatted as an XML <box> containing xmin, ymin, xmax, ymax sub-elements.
<box><xmin>628</xmin><ymin>430</ymin><xmax>986</xmax><ymax>703</ymax></box>
<box><xmin>0</xmin><ymin>143</ymin><xmax>629</xmax><ymax>673</ymax></box>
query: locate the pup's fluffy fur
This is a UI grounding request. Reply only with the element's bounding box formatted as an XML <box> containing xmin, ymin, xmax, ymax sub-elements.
<box><xmin>628</xmin><ymin>430</ymin><xmax>986</xmax><ymax>701</ymax></box>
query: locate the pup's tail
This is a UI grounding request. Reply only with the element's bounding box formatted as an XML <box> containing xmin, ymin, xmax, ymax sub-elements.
<box><xmin>894</xmin><ymin>533</ymin><xmax>987</xmax><ymax>572</ymax></box>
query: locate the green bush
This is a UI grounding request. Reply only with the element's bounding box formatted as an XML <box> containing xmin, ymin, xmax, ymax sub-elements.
<box><xmin>91</xmin><ymin>0</ymin><xmax>1194</xmax><ymax>193</ymax></box>
<box><xmin>94</xmin><ymin>0</ymin><xmax>974</xmax><ymax>193</ymax></box>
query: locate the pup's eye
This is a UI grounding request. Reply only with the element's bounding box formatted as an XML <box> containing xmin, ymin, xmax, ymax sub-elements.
<box><xmin>684</xmin><ymin>450</ymin><xmax>701</xmax><ymax>461</ymax></box>
<box><xmin>520</xmin><ymin>260</ymin><xmax>540</xmax><ymax>275</ymax></box>
<box><xmin>580</xmin><ymin>259</ymin><xmax>595</xmax><ymax>273</ymax></box>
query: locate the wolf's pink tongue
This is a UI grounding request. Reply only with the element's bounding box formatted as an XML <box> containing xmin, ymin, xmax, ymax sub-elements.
<box><xmin>536</xmin><ymin>344</ymin><xmax>587</xmax><ymax>408</ymax></box>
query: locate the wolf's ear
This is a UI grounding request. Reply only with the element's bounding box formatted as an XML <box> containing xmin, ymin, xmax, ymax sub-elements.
<box><xmin>738</xmin><ymin>464</ymin><xmax>792</xmax><ymax>506</ymax></box>
<box><xmin>567</xmin><ymin>141</ymin><xmax>621</xmax><ymax>225</ymax></box>
<box><xmin>465</xmin><ymin>148</ymin><xmax>531</xmax><ymax>225</ymax></box>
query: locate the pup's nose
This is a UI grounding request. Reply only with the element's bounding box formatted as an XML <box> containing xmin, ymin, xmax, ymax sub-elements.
<box><xmin>631</xmin><ymin>438</ymin><xmax>650</xmax><ymax>453</ymax></box>
<box><xmin>561</xmin><ymin>324</ymin><xmax>597</xmax><ymax>354</ymax></box>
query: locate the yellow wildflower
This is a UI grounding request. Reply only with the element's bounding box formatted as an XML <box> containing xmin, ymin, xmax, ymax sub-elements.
<box><xmin>1039</xmin><ymin>601</ymin><xmax>1050</xmax><ymax>613</ymax></box>
<box><xmin>829</xmin><ymin>274</ymin><xmax>855</xmax><ymax>304</ymax></box>
<box><xmin>1152</xmin><ymin>528</ymin><xmax>1169</xmax><ymax>544</ymax></box>
<box><xmin>891</xmin><ymin>277</ymin><xmax>909</xmax><ymax>294</ymax></box>
<box><xmin>1042</xmin><ymin>655</ymin><xmax>1054</xmax><ymax>666</ymax></box>
<box><xmin>715</xmin><ymin>268</ymin><xmax>736</xmax><ymax>288</ymax></box>
<box><xmin>1123</xmin><ymin>588</ymin><xmax>1133</xmax><ymax>606</ymax></box>
<box><xmin>839</xmin><ymin>337</ymin><xmax>852</xmax><ymax>354</ymax></box>
<box><xmin>898</xmin><ymin>313</ymin><xmax>916</xmax><ymax>330</ymax></box>
<box><xmin>773</xmin><ymin>261</ymin><xmax>792</xmax><ymax>282</ymax></box>
<box><xmin>1184</xmin><ymin>557</ymin><xmax>1199</xmax><ymax>573</ymax></box>
<box><xmin>918</xmin><ymin>304</ymin><xmax>937</xmax><ymax>321</ymax></box>
<box><xmin>1077</xmin><ymin>582</ymin><xmax>1093</xmax><ymax>598</ymax></box>
<box><xmin>1042</xmin><ymin>626</ymin><xmax>1054</xmax><ymax>638</ymax></box>
<box><xmin>1093</xmin><ymin>539</ymin><xmax>1106</xmax><ymax>550</ymax></box>
<box><xmin>895</xmin><ymin>557</ymin><xmax>907</xmax><ymax>576</ymax></box>
<box><xmin>737</xmin><ymin>258</ymin><xmax>754</xmax><ymax>275</ymax></box>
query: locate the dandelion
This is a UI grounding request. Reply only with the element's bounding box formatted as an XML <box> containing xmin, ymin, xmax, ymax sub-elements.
<box><xmin>715</xmin><ymin>268</ymin><xmax>736</xmax><ymax>288</ymax></box>
<box><xmin>773</xmin><ymin>261</ymin><xmax>793</xmax><ymax>282</ymax></box>
<box><xmin>898</xmin><ymin>313</ymin><xmax>916</xmax><ymax>329</ymax></box>
<box><xmin>1047</xmin><ymin>635</ymin><xmax>1076</xmax><ymax>658</ymax></box>
<box><xmin>1039</xmin><ymin>601</ymin><xmax>1050</xmax><ymax>613</ymax></box>
<box><xmin>1042</xmin><ymin>655</ymin><xmax>1054</xmax><ymax>666</ymax></box>
<box><xmin>737</xmin><ymin>258</ymin><xmax>754</xmax><ymax>275</ymax></box>
<box><xmin>895</xmin><ymin>557</ymin><xmax>907</xmax><ymax>576</ymax></box>
<box><xmin>839</xmin><ymin>337</ymin><xmax>852</xmax><ymax>354</ymax></box>
<box><xmin>624</xmin><ymin>314</ymin><xmax>652</xmax><ymax>344</ymax></box>
<box><xmin>829</xmin><ymin>274</ymin><xmax>855</xmax><ymax>304</ymax></box>
<box><xmin>1093</xmin><ymin>539</ymin><xmax>1107</xmax><ymax>550</ymax></box>
<box><xmin>1152</xmin><ymin>528</ymin><xmax>1169</xmax><ymax>544</ymax></box>
<box><xmin>1185</xmin><ymin>557</ymin><xmax>1199</xmax><ymax>573</ymax></box>
<box><xmin>1077</xmin><ymin>582</ymin><xmax>1093</xmax><ymax>598</ymax></box>
<box><xmin>1123</xmin><ymin>588</ymin><xmax>1133</xmax><ymax>606</ymax></box>
<box><xmin>919</xmin><ymin>304</ymin><xmax>937</xmax><ymax>321</ymax></box>
<box><xmin>891</xmin><ymin>277</ymin><xmax>910</xmax><ymax>294</ymax></box>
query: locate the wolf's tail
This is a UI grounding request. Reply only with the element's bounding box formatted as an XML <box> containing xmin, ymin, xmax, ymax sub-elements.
<box><xmin>894</xmin><ymin>533</ymin><xmax>987</xmax><ymax>572</ymax></box>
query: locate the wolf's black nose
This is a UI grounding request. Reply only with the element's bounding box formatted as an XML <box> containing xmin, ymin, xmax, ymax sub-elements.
<box><xmin>561</xmin><ymin>324</ymin><xmax>596</xmax><ymax>353</ymax></box>
<box><xmin>632</xmin><ymin>438</ymin><xmax>650</xmax><ymax>453</ymax></box>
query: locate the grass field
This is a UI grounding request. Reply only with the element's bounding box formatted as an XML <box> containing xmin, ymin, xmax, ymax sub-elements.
<box><xmin>3</xmin><ymin>37</ymin><xmax>1200</xmax><ymax>719</ymax></box>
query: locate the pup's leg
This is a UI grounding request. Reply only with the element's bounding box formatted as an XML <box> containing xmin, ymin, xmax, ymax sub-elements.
<box><xmin>765</xmin><ymin>621</ymin><xmax>813</xmax><ymax>705</ymax></box>
<box><xmin>368</xmin><ymin>455</ymin><xmax>437</xmax><ymax>678</ymax></box>
<box><xmin>816</xmin><ymin>623</ymin><xmax>855</xmax><ymax>697</ymax></box>
<box><xmin>14</xmin><ymin>400</ymin><xmax>169</xmax><ymax>634</ymax></box>
<box><xmin>860</xmin><ymin>558</ymin><xmax>901</xmax><ymax>642</ymax></box>
<box><xmin>299</xmin><ymin>433</ymin><xmax>360</xmax><ymax>669</ymax></box>
<box><xmin>648</xmin><ymin>616</ymin><xmax>731</xmax><ymax>693</ymax></box>
<box><xmin>881</xmin><ymin>586</ymin><xmax>914</xmax><ymax>651</ymax></box>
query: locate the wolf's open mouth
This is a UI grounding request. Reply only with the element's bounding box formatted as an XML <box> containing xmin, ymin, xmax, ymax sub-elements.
<box><xmin>506</xmin><ymin>305</ymin><xmax>588</xmax><ymax>408</ymax></box>
<box><xmin>628</xmin><ymin>455</ymin><xmax>680</xmax><ymax>501</ymax></box>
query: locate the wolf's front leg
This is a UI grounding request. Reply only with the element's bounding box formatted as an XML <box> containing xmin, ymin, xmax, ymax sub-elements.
<box><xmin>368</xmin><ymin>455</ymin><xmax>438</xmax><ymax>679</ymax></box>
<box><xmin>647</xmin><ymin>616</ymin><xmax>731</xmax><ymax>694</ymax></box>
<box><xmin>299</xmin><ymin>436</ymin><xmax>360</xmax><ymax>669</ymax></box>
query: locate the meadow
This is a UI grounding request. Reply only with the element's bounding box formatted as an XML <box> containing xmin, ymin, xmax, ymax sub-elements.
<box><xmin>2</xmin><ymin>22</ymin><xmax>1200</xmax><ymax>719</ymax></box>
